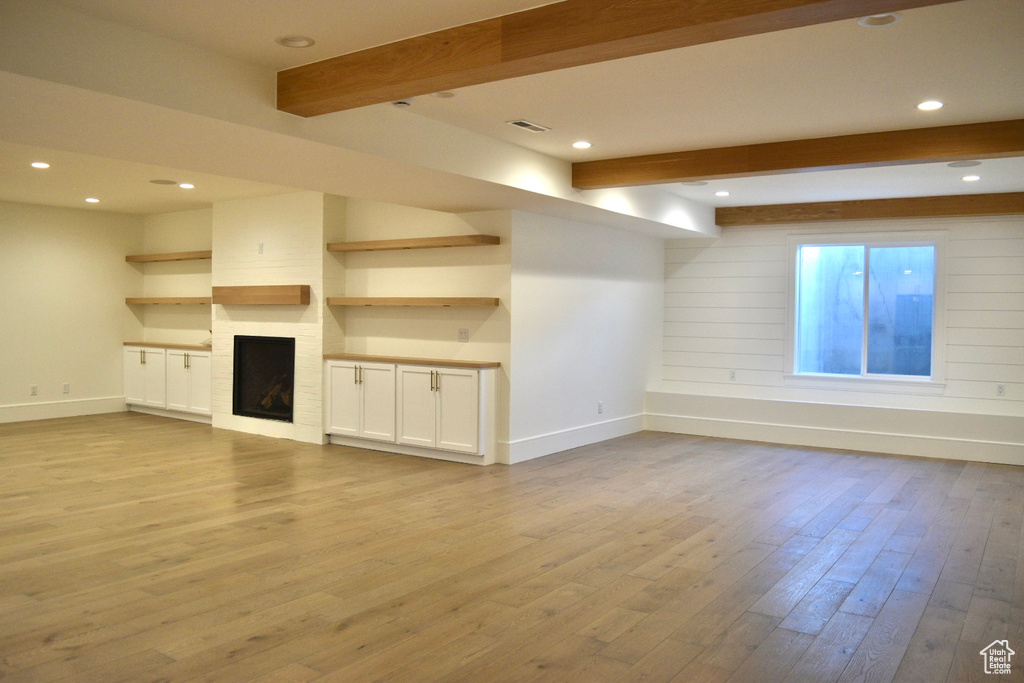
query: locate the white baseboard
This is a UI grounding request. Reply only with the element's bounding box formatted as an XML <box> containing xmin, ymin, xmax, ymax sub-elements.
<box><xmin>646</xmin><ymin>392</ymin><xmax>1024</xmax><ymax>467</ymax></box>
<box><xmin>505</xmin><ymin>414</ymin><xmax>645</xmax><ymax>464</ymax></box>
<box><xmin>127</xmin><ymin>405</ymin><xmax>212</xmax><ymax>425</ymax></box>
<box><xmin>0</xmin><ymin>396</ymin><xmax>126</xmax><ymax>424</ymax></box>
<box><xmin>328</xmin><ymin>435</ymin><xmax>491</xmax><ymax>465</ymax></box>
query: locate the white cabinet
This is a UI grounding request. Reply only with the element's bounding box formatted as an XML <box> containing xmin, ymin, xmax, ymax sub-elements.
<box><xmin>397</xmin><ymin>365</ymin><xmax>479</xmax><ymax>454</ymax></box>
<box><xmin>125</xmin><ymin>344</ymin><xmax>211</xmax><ymax>420</ymax></box>
<box><xmin>326</xmin><ymin>360</ymin><xmax>395</xmax><ymax>442</ymax></box>
<box><xmin>166</xmin><ymin>349</ymin><xmax>212</xmax><ymax>416</ymax></box>
<box><xmin>325</xmin><ymin>356</ymin><xmax>496</xmax><ymax>464</ymax></box>
<box><xmin>124</xmin><ymin>346</ymin><xmax>166</xmax><ymax>409</ymax></box>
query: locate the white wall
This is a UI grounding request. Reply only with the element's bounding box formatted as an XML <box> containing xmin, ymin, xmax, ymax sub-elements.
<box><xmin>509</xmin><ymin>212</ymin><xmax>664</xmax><ymax>463</ymax></box>
<box><xmin>137</xmin><ymin>208</ymin><xmax>213</xmax><ymax>345</ymax></box>
<box><xmin>650</xmin><ymin>215</ymin><xmax>1024</xmax><ymax>464</ymax></box>
<box><xmin>0</xmin><ymin>200</ymin><xmax>142</xmax><ymax>421</ymax></box>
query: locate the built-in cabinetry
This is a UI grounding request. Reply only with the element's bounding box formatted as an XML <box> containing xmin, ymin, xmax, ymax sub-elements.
<box><xmin>124</xmin><ymin>249</ymin><xmax>213</xmax><ymax>423</ymax></box>
<box><xmin>397</xmin><ymin>365</ymin><xmax>480</xmax><ymax>454</ymax></box>
<box><xmin>166</xmin><ymin>349</ymin><xmax>212</xmax><ymax>416</ymax></box>
<box><xmin>124</xmin><ymin>343</ymin><xmax>212</xmax><ymax>422</ymax></box>
<box><xmin>124</xmin><ymin>346</ymin><xmax>167</xmax><ymax>409</ymax></box>
<box><xmin>324</xmin><ymin>354</ymin><xmax>499</xmax><ymax>465</ymax></box>
<box><xmin>326</xmin><ymin>360</ymin><xmax>396</xmax><ymax>442</ymax></box>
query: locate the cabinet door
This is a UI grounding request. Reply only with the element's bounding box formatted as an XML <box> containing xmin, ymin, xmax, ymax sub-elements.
<box><xmin>435</xmin><ymin>368</ymin><xmax>479</xmax><ymax>454</ymax></box>
<box><xmin>165</xmin><ymin>350</ymin><xmax>190</xmax><ymax>412</ymax></box>
<box><xmin>359</xmin><ymin>363</ymin><xmax>396</xmax><ymax>442</ymax></box>
<box><xmin>187</xmin><ymin>352</ymin><xmax>212</xmax><ymax>416</ymax></box>
<box><xmin>396</xmin><ymin>366</ymin><xmax>437</xmax><ymax>448</ymax></box>
<box><xmin>124</xmin><ymin>348</ymin><xmax>146</xmax><ymax>405</ymax></box>
<box><xmin>141</xmin><ymin>347</ymin><xmax>166</xmax><ymax>408</ymax></box>
<box><xmin>327</xmin><ymin>362</ymin><xmax>361</xmax><ymax>437</ymax></box>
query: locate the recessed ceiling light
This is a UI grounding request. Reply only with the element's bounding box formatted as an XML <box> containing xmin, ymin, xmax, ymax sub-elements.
<box><xmin>858</xmin><ymin>13</ymin><xmax>902</xmax><ymax>27</ymax></box>
<box><xmin>275</xmin><ymin>35</ymin><xmax>315</xmax><ymax>48</ymax></box>
<box><xmin>917</xmin><ymin>100</ymin><xmax>943</xmax><ymax>111</ymax></box>
<box><xmin>572</xmin><ymin>141</ymin><xmax>592</xmax><ymax>149</ymax></box>
<box><xmin>432</xmin><ymin>91</ymin><xmax>456</xmax><ymax>99</ymax></box>
<box><xmin>31</xmin><ymin>161</ymin><xmax>50</xmax><ymax>169</ymax></box>
<box><xmin>150</xmin><ymin>178</ymin><xmax>177</xmax><ymax>185</ymax></box>
<box><xmin>85</xmin><ymin>197</ymin><xmax>100</xmax><ymax>203</ymax></box>
<box><xmin>962</xmin><ymin>175</ymin><xmax>981</xmax><ymax>182</ymax></box>
<box><xmin>179</xmin><ymin>183</ymin><xmax>195</xmax><ymax>189</ymax></box>
<box><xmin>715</xmin><ymin>190</ymin><xmax>730</xmax><ymax>197</ymax></box>
<box><xmin>948</xmin><ymin>160</ymin><xmax>981</xmax><ymax>168</ymax></box>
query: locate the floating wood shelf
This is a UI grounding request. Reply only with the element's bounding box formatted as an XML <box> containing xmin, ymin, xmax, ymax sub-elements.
<box><xmin>327</xmin><ymin>235</ymin><xmax>500</xmax><ymax>253</ymax></box>
<box><xmin>125</xmin><ymin>250</ymin><xmax>212</xmax><ymax>263</ymax></box>
<box><xmin>212</xmin><ymin>285</ymin><xmax>311</xmax><ymax>306</ymax></box>
<box><xmin>326</xmin><ymin>297</ymin><xmax>500</xmax><ymax>308</ymax></box>
<box><xmin>125</xmin><ymin>297</ymin><xmax>212</xmax><ymax>305</ymax></box>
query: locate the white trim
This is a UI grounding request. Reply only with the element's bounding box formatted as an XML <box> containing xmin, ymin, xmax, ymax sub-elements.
<box><xmin>647</xmin><ymin>412</ymin><xmax>1024</xmax><ymax>466</ymax></box>
<box><xmin>328</xmin><ymin>435</ymin><xmax>489</xmax><ymax>466</ymax></box>
<box><xmin>645</xmin><ymin>392</ymin><xmax>1024</xmax><ymax>467</ymax></box>
<box><xmin>786</xmin><ymin>229</ymin><xmax>947</xmax><ymax>383</ymax></box>
<box><xmin>782</xmin><ymin>373</ymin><xmax>946</xmax><ymax>395</ymax></box>
<box><xmin>506</xmin><ymin>414</ymin><xmax>645</xmax><ymax>464</ymax></box>
<box><xmin>0</xmin><ymin>396</ymin><xmax>126</xmax><ymax>424</ymax></box>
<box><xmin>127</xmin><ymin>404</ymin><xmax>212</xmax><ymax>425</ymax></box>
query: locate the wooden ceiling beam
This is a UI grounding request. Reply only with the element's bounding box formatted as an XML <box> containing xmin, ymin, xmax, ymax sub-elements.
<box><xmin>572</xmin><ymin>119</ymin><xmax>1024</xmax><ymax>189</ymax></box>
<box><xmin>716</xmin><ymin>192</ymin><xmax>1024</xmax><ymax>227</ymax></box>
<box><xmin>277</xmin><ymin>0</ymin><xmax>958</xmax><ymax>117</ymax></box>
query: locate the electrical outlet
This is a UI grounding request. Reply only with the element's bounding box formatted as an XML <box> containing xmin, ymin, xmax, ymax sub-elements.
<box><xmin>30</xmin><ymin>385</ymin><xmax>37</xmax><ymax>396</ymax></box>
<box><xmin>63</xmin><ymin>383</ymin><xmax>70</xmax><ymax>394</ymax></box>
<box><xmin>996</xmin><ymin>384</ymin><xmax>1006</xmax><ymax>397</ymax></box>
<box><xmin>729</xmin><ymin>370</ymin><xmax>737</xmax><ymax>381</ymax></box>
<box><xmin>458</xmin><ymin>328</ymin><xmax>469</xmax><ymax>343</ymax></box>
<box><xmin>258</xmin><ymin>242</ymin><xmax>264</xmax><ymax>254</ymax></box>
<box><xmin>598</xmin><ymin>401</ymin><xmax>603</xmax><ymax>414</ymax></box>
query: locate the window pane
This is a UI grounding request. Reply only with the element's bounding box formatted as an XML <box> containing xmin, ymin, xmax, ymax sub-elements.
<box><xmin>866</xmin><ymin>245</ymin><xmax>934</xmax><ymax>376</ymax></box>
<box><xmin>796</xmin><ymin>245</ymin><xmax>864</xmax><ymax>375</ymax></box>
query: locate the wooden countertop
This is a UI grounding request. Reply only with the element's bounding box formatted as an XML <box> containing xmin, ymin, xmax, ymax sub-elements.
<box><xmin>324</xmin><ymin>353</ymin><xmax>500</xmax><ymax>369</ymax></box>
<box><xmin>124</xmin><ymin>342</ymin><xmax>212</xmax><ymax>351</ymax></box>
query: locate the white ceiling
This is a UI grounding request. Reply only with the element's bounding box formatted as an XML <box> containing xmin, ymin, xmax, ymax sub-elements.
<box><xmin>6</xmin><ymin>0</ymin><xmax>1024</xmax><ymax>215</ymax></box>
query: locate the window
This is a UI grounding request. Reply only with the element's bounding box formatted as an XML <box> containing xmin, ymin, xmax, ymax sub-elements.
<box><xmin>790</xmin><ymin>234</ymin><xmax>943</xmax><ymax>382</ymax></box>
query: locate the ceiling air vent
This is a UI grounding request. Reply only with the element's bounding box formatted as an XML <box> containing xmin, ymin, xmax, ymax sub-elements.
<box><xmin>507</xmin><ymin>119</ymin><xmax>551</xmax><ymax>133</ymax></box>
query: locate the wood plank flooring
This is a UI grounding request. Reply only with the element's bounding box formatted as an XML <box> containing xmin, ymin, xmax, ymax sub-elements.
<box><xmin>1</xmin><ymin>413</ymin><xmax>1021</xmax><ymax>682</ymax></box>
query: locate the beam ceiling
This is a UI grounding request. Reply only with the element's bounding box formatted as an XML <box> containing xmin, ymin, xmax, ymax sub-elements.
<box><xmin>572</xmin><ymin>119</ymin><xmax>1024</xmax><ymax>189</ymax></box>
<box><xmin>277</xmin><ymin>0</ymin><xmax>959</xmax><ymax>117</ymax></box>
<box><xmin>716</xmin><ymin>192</ymin><xmax>1024</xmax><ymax>226</ymax></box>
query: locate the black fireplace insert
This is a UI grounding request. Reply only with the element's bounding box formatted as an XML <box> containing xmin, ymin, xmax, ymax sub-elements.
<box><xmin>232</xmin><ymin>335</ymin><xmax>295</xmax><ymax>423</ymax></box>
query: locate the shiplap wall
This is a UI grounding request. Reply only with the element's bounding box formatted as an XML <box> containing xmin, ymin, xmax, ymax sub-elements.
<box><xmin>659</xmin><ymin>215</ymin><xmax>1023</xmax><ymax>421</ymax></box>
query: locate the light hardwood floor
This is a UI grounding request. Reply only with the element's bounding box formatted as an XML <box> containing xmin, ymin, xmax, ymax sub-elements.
<box><xmin>1</xmin><ymin>413</ymin><xmax>1021</xmax><ymax>682</ymax></box>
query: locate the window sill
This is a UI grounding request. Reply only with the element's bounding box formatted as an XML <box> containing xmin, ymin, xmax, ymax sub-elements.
<box><xmin>783</xmin><ymin>373</ymin><xmax>946</xmax><ymax>395</ymax></box>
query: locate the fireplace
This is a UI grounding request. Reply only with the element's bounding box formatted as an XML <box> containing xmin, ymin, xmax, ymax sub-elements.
<box><xmin>232</xmin><ymin>336</ymin><xmax>296</xmax><ymax>423</ymax></box>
